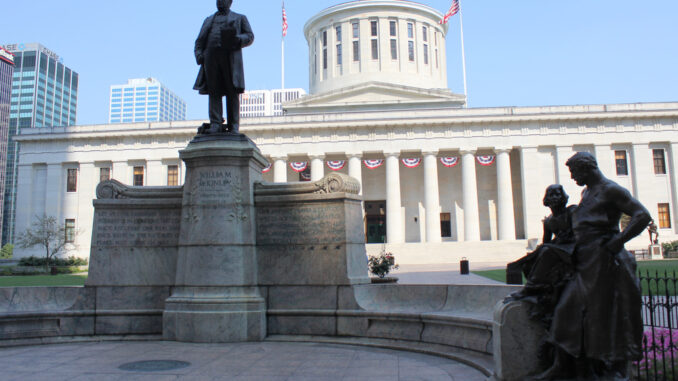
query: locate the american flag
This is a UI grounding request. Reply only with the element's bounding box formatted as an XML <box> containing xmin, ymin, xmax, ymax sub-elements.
<box><xmin>282</xmin><ymin>3</ymin><xmax>289</xmax><ymax>37</ymax></box>
<box><xmin>439</xmin><ymin>0</ymin><xmax>460</xmax><ymax>24</ymax></box>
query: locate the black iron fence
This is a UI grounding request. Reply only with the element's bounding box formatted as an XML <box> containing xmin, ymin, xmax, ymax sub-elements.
<box><xmin>634</xmin><ymin>270</ymin><xmax>678</xmax><ymax>380</ymax></box>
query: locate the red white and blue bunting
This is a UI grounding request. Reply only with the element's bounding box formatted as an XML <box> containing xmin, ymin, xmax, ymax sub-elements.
<box><xmin>262</xmin><ymin>163</ymin><xmax>272</xmax><ymax>173</ymax></box>
<box><xmin>401</xmin><ymin>158</ymin><xmax>421</xmax><ymax>168</ymax></box>
<box><xmin>476</xmin><ymin>155</ymin><xmax>496</xmax><ymax>166</ymax></box>
<box><xmin>440</xmin><ymin>157</ymin><xmax>459</xmax><ymax>167</ymax></box>
<box><xmin>326</xmin><ymin>160</ymin><xmax>346</xmax><ymax>171</ymax></box>
<box><xmin>364</xmin><ymin>159</ymin><xmax>384</xmax><ymax>169</ymax></box>
<box><xmin>300</xmin><ymin>170</ymin><xmax>311</xmax><ymax>181</ymax></box>
<box><xmin>290</xmin><ymin>162</ymin><xmax>308</xmax><ymax>172</ymax></box>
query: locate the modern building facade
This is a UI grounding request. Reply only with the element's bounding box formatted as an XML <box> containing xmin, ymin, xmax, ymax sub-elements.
<box><xmin>240</xmin><ymin>89</ymin><xmax>306</xmax><ymax>118</ymax></box>
<box><xmin>0</xmin><ymin>47</ymin><xmax>15</xmax><ymax>241</ymax></box>
<box><xmin>1</xmin><ymin>43</ymin><xmax>78</xmax><ymax>245</ymax></box>
<box><xmin>10</xmin><ymin>1</ymin><xmax>678</xmax><ymax>265</ymax></box>
<box><xmin>109</xmin><ymin>78</ymin><xmax>186</xmax><ymax>123</ymax></box>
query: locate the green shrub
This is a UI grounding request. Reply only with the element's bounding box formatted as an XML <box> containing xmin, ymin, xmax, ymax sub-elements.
<box><xmin>0</xmin><ymin>244</ymin><xmax>12</xmax><ymax>259</ymax></box>
<box><xmin>662</xmin><ymin>240</ymin><xmax>678</xmax><ymax>253</ymax></box>
<box><xmin>18</xmin><ymin>256</ymin><xmax>88</xmax><ymax>267</ymax></box>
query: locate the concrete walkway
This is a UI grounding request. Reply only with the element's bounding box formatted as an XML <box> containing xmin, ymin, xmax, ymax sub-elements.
<box><xmin>389</xmin><ymin>263</ymin><xmax>505</xmax><ymax>285</ymax></box>
<box><xmin>0</xmin><ymin>341</ymin><xmax>487</xmax><ymax>381</ymax></box>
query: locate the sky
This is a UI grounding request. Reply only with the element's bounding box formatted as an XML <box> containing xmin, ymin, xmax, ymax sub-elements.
<box><xmin>2</xmin><ymin>0</ymin><xmax>677</xmax><ymax>126</ymax></box>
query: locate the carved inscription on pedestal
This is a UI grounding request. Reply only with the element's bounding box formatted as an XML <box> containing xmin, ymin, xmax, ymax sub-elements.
<box><xmin>257</xmin><ymin>203</ymin><xmax>345</xmax><ymax>245</ymax></box>
<box><xmin>189</xmin><ymin>168</ymin><xmax>243</xmax><ymax>205</ymax></box>
<box><xmin>94</xmin><ymin>209</ymin><xmax>181</xmax><ymax>247</ymax></box>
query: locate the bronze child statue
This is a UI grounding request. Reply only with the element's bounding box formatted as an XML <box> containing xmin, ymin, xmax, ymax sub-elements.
<box><xmin>194</xmin><ymin>0</ymin><xmax>254</xmax><ymax>135</ymax></box>
<box><xmin>507</xmin><ymin>184</ymin><xmax>576</xmax><ymax>325</ymax></box>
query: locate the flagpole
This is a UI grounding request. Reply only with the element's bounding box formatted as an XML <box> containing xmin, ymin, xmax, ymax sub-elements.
<box><xmin>458</xmin><ymin>0</ymin><xmax>468</xmax><ymax>108</ymax></box>
<box><xmin>281</xmin><ymin>0</ymin><xmax>286</xmax><ymax>90</ymax></box>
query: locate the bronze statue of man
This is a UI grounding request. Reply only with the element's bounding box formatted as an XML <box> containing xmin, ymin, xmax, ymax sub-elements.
<box><xmin>539</xmin><ymin>152</ymin><xmax>651</xmax><ymax>380</ymax></box>
<box><xmin>194</xmin><ymin>0</ymin><xmax>254</xmax><ymax>134</ymax></box>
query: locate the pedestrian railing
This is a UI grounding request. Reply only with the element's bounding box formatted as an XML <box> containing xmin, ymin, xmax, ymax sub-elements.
<box><xmin>634</xmin><ymin>270</ymin><xmax>678</xmax><ymax>380</ymax></box>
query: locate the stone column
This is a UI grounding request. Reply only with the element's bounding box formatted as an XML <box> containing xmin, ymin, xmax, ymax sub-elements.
<box><xmin>310</xmin><ymin>154</ymin><xmax>325</xmax><ymax>182</ymax></box>
<box><xmin>13</xmin><ymin>164</ymin><xmax>35</xmax><ymax>242</ymax></box>
<box><xmin>631</xmin><ymin>143</ymin><xmax>652</xmax><ymax>201</ymax></box>
<box><xmin>594</xmin><ymin>144</ymin><xmax>615</xmax><ymax>177</ymax></box>
<box><xmin>77</xmin><ymin>162</ymin><xmax>97</xmax><ymax>251</ymax></box>
<box><xmin>45</xmin><ymin>163</ymin><xmax>63</xmax><ymax>219</ymax></box>
<box><xmin>347</xmin><ymin>154</ymin><xmax>363</xmax><ymax>195</ymax></box>
<box><xmin>164</xmin><ymin>135</ymin><xmax>267</xmax><ymax>343</ymax></box>
<box><xmin>112</xmin><ymin>161</ymin><xmax>129</xmax><ymax>184</ymax></box>
<box><xmin>423</xmin><ymin>151</ymin><xmax>442</xmax><ymax>243</ymax></box>
<box><xmin>670</xmin><ymin>143</ymin><xmax>678</xmax><ymax>233</ymax></box>
<box><xmin>385</xmin><ymin>152</ymin><xmax>404</xmax><ymax>244</ymax></box>
<box><xmin>146</xmin><ymin>159</ymin><xmax>163</xmax><ymax>186</ymax></box>
<box><xmin>272</xmin><ymin>155</ymin><xmax>287</xmax><ymax>183</ymax></box>
<box><xmin>461</xmin><ymin>149</ymin><xmax>480</xmax><ymax>241</ymax></box>
<box><xmin>495</xmin><ymin>147</ymin><xmax>516</xmax><ymax>241</ymax></box>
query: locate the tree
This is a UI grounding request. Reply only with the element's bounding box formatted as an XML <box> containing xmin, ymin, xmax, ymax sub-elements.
<box><xmin>0</xmin><ymin>244</ymin><xmax>13</xmax><ymax>259</ymax></box>
<box><xmin>16</xmin><ymin>216</ymin><xmax>73</xmax><ymax>272</ymax></box>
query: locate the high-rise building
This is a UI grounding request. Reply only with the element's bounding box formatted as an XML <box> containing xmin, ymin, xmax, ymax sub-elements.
<box><xmin>1</xmin><ymin>43</ymin><xmax>79</xmax><ymax>245</ymax></box>
<box><xmin>239</xmin><ymin>88</ymin><xmax>306</xmax><ymax>118</ymax></box>
<box><xmin>109</xmin><ymin>78</ymin><xmax>186</xmax><ymax>123</ymax></box>
<box><xmin>0</xmin><ymin>47</ymin><xmax>15</xmax><ymax>243</ymax></box>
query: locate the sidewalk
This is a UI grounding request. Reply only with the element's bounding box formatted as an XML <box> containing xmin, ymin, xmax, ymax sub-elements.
<box><xmin>0</xmin><ymin>340</ymin><xmax>487</xmax><ymax>381</ymax></box>
<box><xmin>389</xmin><ymin>263</ymin><xmax>506</xmax><ymax>285</ymax></box>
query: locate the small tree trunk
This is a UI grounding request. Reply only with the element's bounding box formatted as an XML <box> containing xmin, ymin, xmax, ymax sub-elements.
<box><xmin>45</xmin><ymin>248</ymin><xmax>50</xmax><ymax>274</ymax></box>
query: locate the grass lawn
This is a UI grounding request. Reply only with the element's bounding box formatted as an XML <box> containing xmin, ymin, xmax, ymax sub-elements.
<box><xmin>0</xmin><ymin>274</ymin><xmax>87</xmax><ymax>287</ymax></box>
<box><xmin>473</xmin><ymin>260</ymin><xmax>678</xmax><ymax>296</ymax></box>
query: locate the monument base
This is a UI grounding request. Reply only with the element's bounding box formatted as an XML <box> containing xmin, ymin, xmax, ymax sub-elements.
<box><xmin>162</xmin><ymin>134</ymin><xmax>268</xmax><ymax>343</ymax></box>
<box><xmin>650</xmin><ymin>244</ymin><xmax>663</xmax><ymax>259</ymax></box>
<box><xmin>163</xmin><ymin>287</ymin><xmax>265</xmax><ymax>342</ymax></box>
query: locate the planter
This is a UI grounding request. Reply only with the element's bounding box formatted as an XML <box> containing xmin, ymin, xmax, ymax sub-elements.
<box><xmin>370</xmin><ymin>276</ymin><xmax>398</xmax><ymax>284</ymax></box>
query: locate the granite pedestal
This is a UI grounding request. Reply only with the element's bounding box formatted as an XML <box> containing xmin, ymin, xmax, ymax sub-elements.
<box><xmin>163</xmin><ymin>135</ymin><xmax>267</xmax><ymax>342</ymax></box>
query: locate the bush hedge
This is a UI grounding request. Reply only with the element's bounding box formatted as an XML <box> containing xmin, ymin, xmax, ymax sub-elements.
<box><xmin>18</xmin><ymin>256</ymin><xmax>88</xmax><ymax>267</ymax></box>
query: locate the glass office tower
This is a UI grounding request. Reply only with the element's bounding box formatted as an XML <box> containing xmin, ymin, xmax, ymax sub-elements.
<box><xmin>109</xmin><ymin>78</ymin><xmax>186</xmax><ymax>123</ymax></box>
<box><xmin>0</xmin><ymin>47</ymin><xmax>15</xmax><ymax>244</ymax></box>
<box><xmin>1</xmin><ymin>43</ymin><xmax>78</xmax><ymax>245</ymax></box>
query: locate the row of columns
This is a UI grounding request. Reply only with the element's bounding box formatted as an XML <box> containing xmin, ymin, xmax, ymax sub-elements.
<box><xmin>269</xmin><ymin>148</ymin><xmax>516</xmax><ymax>243</ymax></box>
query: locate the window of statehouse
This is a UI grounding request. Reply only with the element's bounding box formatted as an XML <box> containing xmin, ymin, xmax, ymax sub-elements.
<box><xmin>67</xmin><ymin>168</ymin><xmax>77</xmax><ymax>192</ymax></box>
<box><xmin>615</xmin><ymin>150</ymin><xmax>628</xmax><ymax>176</ymax></box>
<box><xmin>440</xmin><ymin>213</ymin><xmax>452</xmax><ymax>238</ymax></box>
<box><xmin>167</xmin><ymin>165</ymin><xmax>179</xmax><ymax>186</ymax></box>
<box><xmin>653</xmin><ymin>149</ymin><xmax>667</xmax><ymax>175</ymax></box>
<box><xmin>658</xmin><ymin>203</ymin><xmax>671</xmax><ymax>229</ymax></box>
<box><xmin>65</xmin><ymin>219</ymin><xmax>75</xmax><ymax>243</ymax></box>
<box><xmin>133</xmin><ymin>166</ymin><xmax>144</xmax><ymax>186</ymax></box>
<box><xmin>100</xmin><ymin>168</ymin><xmax>111</xmax><ymax>183</ymax></box>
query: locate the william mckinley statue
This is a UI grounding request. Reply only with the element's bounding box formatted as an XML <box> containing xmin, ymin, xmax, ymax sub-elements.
<box><xmin>194</xmin><ymin>0</ymin><xmax>254</xmax><ymax>134</ymax></box>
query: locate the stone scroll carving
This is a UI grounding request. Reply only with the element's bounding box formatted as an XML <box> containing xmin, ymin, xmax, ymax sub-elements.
<box><xmin>254</xmin><ymin>172</ymin><xmax>360</xmax><ymax>196</ymax></box>
<box><xmin>96</xmin><ymin>179</ymin><xmax>184</xmax><ymax>200</ymax></box>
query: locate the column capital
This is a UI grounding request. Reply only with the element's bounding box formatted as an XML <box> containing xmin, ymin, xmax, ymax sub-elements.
<box><xmin>270</xmin><ymin>155</ymin><xmax>288</xmax><ymax>161</ymax></box>
<box><xmin>459</xmin><ymin>148</ymin><xmax>477</xmax><ymax>156</ymax></box>
<box><xmin>494</xmin><ymin>147</ymin><xmax>512</xmax><ymax>154</ymax></box>
<box><xmin>422</xmin><ymin>150</ymin><xmax>439</xmax><ymax>157</ymax></box>
<box><xmin>383</xmin><ymin>151</ymin><xmax>401</xmax><ymax>158</ymax></box>
<box><xmin>346</xmin><ymin>152</ymin><xmax>363</xmax><ymax>159</ymax></box>
<box><xmin>79</xmin><ymin>161</ymin><xmax>96</xmax><ymax>167</ymax></box>
<box><xmin>308</xmin><ymin>153</ymin><xmax>326</xmax><ymax>160</ymax></box>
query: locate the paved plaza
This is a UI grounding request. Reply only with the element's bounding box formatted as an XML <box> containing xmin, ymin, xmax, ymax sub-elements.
<box><xmin>0</xmin><ymin>341</ymin><xmax>487</xmax><ymax>381</ymax></box>
<box><xmin>391</xmin><ymin>263</ymin><xmax>504</xmax><ymax>285</ymax></box>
